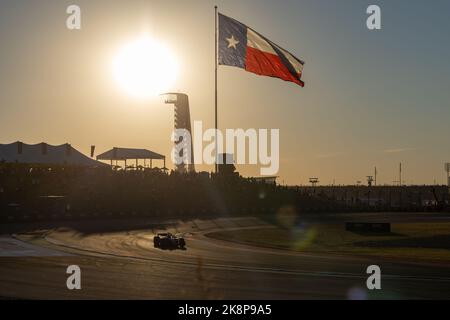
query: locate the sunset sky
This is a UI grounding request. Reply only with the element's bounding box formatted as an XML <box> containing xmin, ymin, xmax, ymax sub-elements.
<box><xmin>1</xmin><ymin>0</ymin><xmax>450</xmax><ymax>185</ymax></box>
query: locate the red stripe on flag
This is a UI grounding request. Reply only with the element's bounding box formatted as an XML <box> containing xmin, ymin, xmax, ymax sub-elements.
<box><xmin>245</xmin><ymin>47</ymin><xmax>304</xmax><ymax>87</ymax></box>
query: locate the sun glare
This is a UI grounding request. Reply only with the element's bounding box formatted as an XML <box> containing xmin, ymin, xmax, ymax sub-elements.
<box><xmin>113</xmin><ymin>37</ymin><xmax>179</xmax><ymax>99</ymax></box>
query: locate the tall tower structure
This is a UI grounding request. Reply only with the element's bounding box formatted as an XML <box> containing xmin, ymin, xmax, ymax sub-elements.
<box><xmin>163</xmin><ymin>93</ymin><xmax>195</xmax><ymax>173</ymax></box>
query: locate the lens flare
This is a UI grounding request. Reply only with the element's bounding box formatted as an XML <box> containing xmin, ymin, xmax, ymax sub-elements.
<box><xmin>113</xmin><ymin>36</ymin><xmax>179</xmax><ymax>99</ymax></box>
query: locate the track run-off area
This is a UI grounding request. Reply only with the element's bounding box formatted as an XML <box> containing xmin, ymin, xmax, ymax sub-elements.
<box><xmin>1</xmin><ymin>213</ymin><xmax>450</xmax><ymax>299</ymax></box>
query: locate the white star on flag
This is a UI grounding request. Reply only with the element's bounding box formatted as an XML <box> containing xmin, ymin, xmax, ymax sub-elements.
<box><xmin>226</xmin><ymin>35</ymin><xmax>239</xmax><ymax>49</ymax></box>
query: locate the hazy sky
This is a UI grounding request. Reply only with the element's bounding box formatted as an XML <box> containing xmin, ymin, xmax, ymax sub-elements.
<box><xmin>1</xmin><ymin>0</ymin><xmax>449</xmax><ymax>185</ymax></box>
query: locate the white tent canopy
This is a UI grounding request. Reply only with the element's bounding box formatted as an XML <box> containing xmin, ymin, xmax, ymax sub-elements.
<box><xmin>0</xmin><ymin>141</ymin><xmax>105</xmax><ymax>167</ymax></box>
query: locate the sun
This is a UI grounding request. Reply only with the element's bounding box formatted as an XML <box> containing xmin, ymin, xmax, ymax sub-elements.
<box><xmin>113</xmin><ymin>36</ymin><xmax>179</xmax><ymax>99</ymax></box>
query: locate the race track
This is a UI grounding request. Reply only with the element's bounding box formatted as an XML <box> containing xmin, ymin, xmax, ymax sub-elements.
<box><xmin>1</xmin><ymin>214</ymin><xmax>450</xmax><ymax>299</ymax></box>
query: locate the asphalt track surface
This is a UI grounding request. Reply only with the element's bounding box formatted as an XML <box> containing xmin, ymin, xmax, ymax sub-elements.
<box><xmin>1</xmin><ymin>213</ymin><xmax>450</xmax><ymax>299</ymax></box>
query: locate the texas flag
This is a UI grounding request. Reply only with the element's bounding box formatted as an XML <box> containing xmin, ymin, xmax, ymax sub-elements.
<box><xmin>219</xmin><ymin>13</ymin><xmax>305</xmax><ymax>87</ymax></box>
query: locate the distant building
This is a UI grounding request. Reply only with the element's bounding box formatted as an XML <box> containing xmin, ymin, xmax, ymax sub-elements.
<box><xmin>252</xmin><ymin>176</ymin><xmax>278</xmax><ymax>185</ymax></box>
<box><xmin>217</xmin><ymin>153</ymin><xmax>236</xmax><ymax>175</ymax></box>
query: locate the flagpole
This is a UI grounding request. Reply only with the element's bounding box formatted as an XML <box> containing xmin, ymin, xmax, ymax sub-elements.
<box><xmin>214</xmin><ymin>5</ymin><xmax>218</xmax><ymax>174</ymax></box>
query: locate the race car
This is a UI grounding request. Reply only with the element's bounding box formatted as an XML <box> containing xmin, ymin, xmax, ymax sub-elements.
<box><xmin>153</xmin><ymin>232</ymin><xmax>186</xmax><ymax>249</ymax></box>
